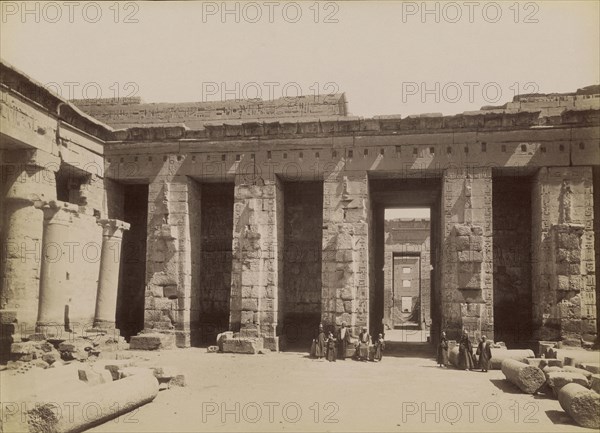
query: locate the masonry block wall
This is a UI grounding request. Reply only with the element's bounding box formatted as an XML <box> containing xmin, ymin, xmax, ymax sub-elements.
<box><xmin>229</xmin><ymin>178</ymin><xmax>283</xmax><ymax>351</ymax></box>
<box><xmin>321</xmin><ymin>171</ymin><xmax>370</xmax><ymax>334</ymax></box>
<box><xmin>144</xmin><ymin>169</ymin><xmax>197</xmax><ymax>347</ymax></box>
<box><xmin>441</xmin><ymin>168</ymin><xmax>494</xmax><ymax>341</ymax></box>
<box><xmin>531</xmin><ymin>166</ymin><xmax>596</xmax><ymax>345</ymax></box>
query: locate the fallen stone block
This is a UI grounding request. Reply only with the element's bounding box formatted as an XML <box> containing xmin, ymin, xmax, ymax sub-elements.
<box><xmin>564</xmin><ymin>365</ymin><xmax>593</xmax><ymax>381</ymax></box>
<box><xmin>538</xmin><ymin>341</ymin><xmax>558</xmax><ymax>358</ymax></box>
<box><xmin>222</xmin><ymin>337</ymin><xmax>263</xmax><ymax>354</ymax></box>
<box><xmin>258</xmin><ymin>348</ymin><xmax>271</xmax><ymax>355</ymax></box>
<box><xmin>501</xmin><ymin>359</ymin><xmax>545</xmax><ymax>394</ymax></box>
<box><xmin>78</xmin><ymin>366</ymin><xmax>113</xmax><ymax>385</ymax></box>
<box><xmin>558</xmin><ymin>383</ymin><xmax>600</xmax><ymax>429</ymax></box>
<box><xmin>58</xmin><ymin>338</ymin><xmax>93</xmax><ymax>361</ymax></box>
<box><xmin>590</xmin><ymin>374</ymin><xmax>600</xmax><ymax>393</ymax></box>
<box><xmin>7</xmin><ymin>360</ymin><xmax>25</xmax><ymax>370</ymax></box>
<box><xmin>129</xmin><ymin>333</ymin><xmax>175</xmax><ymax>350</ymax></box>
<box><xmin>207</xmin><ymin>345</ymin><xmax>219</xmax><ymax>353</ymax></box>
<box><xmin>4</xmin><ymin>373</ymin><xmax>160</xmax><ymax>433</ymax></box>
<box><xmin>216</xmin><ymin>331</ymin><xmax>233</xmax><ymax>351</ymax></box>
<box><xmin>119</xmin><ymin>366</ymin><xmax>155</xmax><ymax>378</ymax></box>
<box><xmin>489</xmin><ymin>349</ymin><xmax>535</xmax><ymax>370</ymax></box>
<box><xmin>524</xmin><ymin>358</ymin><xmax>550</xmax><ymax>369</ymax></box>
<box><xmin>547</xmin><ymin>372</ymin><xmax>589</xmax><ymax>397</ymax></box>
<box><xmin>31</xmin><ymin>359</ymin><xmax>50</xmax><ymax>369</ymax></box>
<box><xmin>98</xmin><ymin>359</ymin><xmax>135</xmax><ymax>380</ymax></box>
<box><xmin>546</xmin><ymin>359</ymin><xmax>564</xmax><ymax>367</ymax></box>
<box><xmin>41</xmin><ymin>352</ymin><xmax>60</xmax><ymax>365</ymax></box>
<box><xmin>580</xmin><ymin>363</ymin><xmax>600</xmax><ymax>375</ymax></box>
<box><xmin>550</xmin><ymin>349</ymin><xmax>600</xmax><ymax>366</ymax></box>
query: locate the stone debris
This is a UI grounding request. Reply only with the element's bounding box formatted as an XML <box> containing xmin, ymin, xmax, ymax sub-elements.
<box><xmin>546</xmin><ymin>372</ymin><xmax>590</xmax><ymax>397</ymax></box>
<box><xmin>489</xmin><ymin>349</ymin><xmax>534</xmax><ymax>370</ymax></box>
<box><xmin>77</xmin><ymin>365</ymin><xmax>114</xmax><ymax>385</ymax></box>
<box><xmin>563</xmin><ymin>365</ymin><xmax>594</xmax><ymax>381</ymax></box>
<box><xmin>207</xmin><ymin>345</ymin><xmax>219</xmax><ymax>353</ymax></box>
<box><xmin>580</xmin><ymin>363</ymin><xmax>600</xmax><ymax>374</ymax></box>
<box><xmin>129</xmin><ymin>333</ymin><xmax>176</xmax><ymax>350</ymax></box>
<box><xmin>501</xmin><ymin>359</ymin><xmax>545</xmax><ymax>394</ymax></box>
<box><xmin>590</xmin><ymin>374</ymin><xmax>600</xmax><ymax>393</ymax></box>
<box><xmin>558</xmin><ymin>383</ymin><xmax>600</xmax><ymax>429</ymax></box>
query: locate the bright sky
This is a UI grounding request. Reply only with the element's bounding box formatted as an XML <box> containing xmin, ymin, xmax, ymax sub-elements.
<box><xmin>385</xmin><ymin>208</ymin><xmax>430</xmax><ymax>220</ymax></box>
<box><xmin>1</xmin><ymin>1</ymin><xmax>598</xmax><ymax>117</ymax></box>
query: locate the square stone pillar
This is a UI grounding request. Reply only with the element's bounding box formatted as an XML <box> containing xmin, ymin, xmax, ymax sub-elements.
<box><xmin>143</xmin><ymin>164</ymin><xmax>200</xmax><ymax>348</ymax></box>
<box><xmin>229</xmin><ymin>177</ymin><xmax>283</xmax><ymax>351</ymax></box>
<box><xmin>321</xmin><ymin>171</ymin><xmax>370</xmax><ymax>336</ymax></box>
<box><xmin>440</xmin><ymin>168</ymin><xmax>493</xmax><ymax>341</ymax></box>
<box><xmin>1</xmin><ymin>150</ymin><xmax>58</xmax><ymax>350</ymax></box>
<box><xmin>532</xmin><ymin>167</ymin><xmax>596</xmax><ymax>345</ymax></box>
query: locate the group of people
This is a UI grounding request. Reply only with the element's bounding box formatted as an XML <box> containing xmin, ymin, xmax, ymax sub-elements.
<box><xmin>437</xmin><ymin>330</ymin><xmax>492</xmax><ymax>372</ymax></box>
<box><xmin>311</xmin><ymin>323</ymin><xmax>385</xmax><ymax>362</ymax></box>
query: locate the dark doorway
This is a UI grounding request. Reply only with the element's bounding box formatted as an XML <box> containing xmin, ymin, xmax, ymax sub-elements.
<box><xmin>117</xmin><ymin>184</ymin><xmax>148</xmax><ymax>340</ymax></box>
<box><xmin>281</xmin><ymin>181</ymin><xmax>323</xmax><ymax>350</ymax></box>
<box><xmin>492</xmin><ymin>173</ymin><xmax>533</xmax><ymax>346</ymax></box>
<box><xmin>195</xmin><ymin>182</ymin><xmax>234</xmax><ymax>346</ymax></box>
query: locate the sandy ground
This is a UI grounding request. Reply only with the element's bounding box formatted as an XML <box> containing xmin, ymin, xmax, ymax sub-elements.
<box><xmin>74</xmin><ymin>346</ymin><xmax>593</xmax><ymax>433</ymax></box>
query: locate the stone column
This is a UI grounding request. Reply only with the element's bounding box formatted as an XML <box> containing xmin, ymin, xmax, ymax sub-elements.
<box><xmin>229</xmin><ymin>177</ymin><xmax>283</xmax><ymax>351</ymax></box>
<box><xmin>321</xmin><ymin>171</ymin><xmax>370</xmax><ymax>335</ymax></box>
<box><xmin>440</xmin><ymin>167</ymin><xmax>493</xmax><ymax>341</ymax></box>
<box><xmin>92</xmin><ymin>219</ymin><xmax>130</xmax><ymax>330</ymax></box>
<box><xmin>532</xmin><ymin>166</ymin><xmax>596</xmax><ymax>345</ymax></box>
<box><xmin>0</xmin><ymin>150</ymin><xmax>58</xmax><ymax>344</ymax></box>
<box><xmin>36</xmin><ymin>201</ymin><xmax>80</xmax><ymax>334</ymax></box>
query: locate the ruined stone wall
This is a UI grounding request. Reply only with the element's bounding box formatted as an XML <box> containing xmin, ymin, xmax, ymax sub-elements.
<box><xmin>282</xmin><ymin>181</ymin><xmax>323</xmax><ymax>340</ymax></box>
<box><xmin>441</xmin><ymin>168</ymin><xmax>494</xmax><ymax>341</ymax></box>
<box><xmin>321</xmin><ymin>171</ymin><xmax>370</xmax><ymax>335</ymax></box>
<box><xmin>492</xmin><ymin>175</ymin><xmax>533</xmax><ymax>344</ymax></box>
<box><xmin>531</xmin><ymin>166</ymin><xmax>596</xmax><ymax>345</ymax></box>
<box><xmin>229</xmin><ymin>178</ymin><xmax>284</xmax><ymax>350</ymax></box>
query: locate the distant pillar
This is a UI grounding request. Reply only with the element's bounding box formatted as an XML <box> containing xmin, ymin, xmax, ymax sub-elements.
<box><xmin>36</xmin><ymin>201</ymin><xmax>80</xmax><ymax>334</ymax></box>
<box><xmin>93</xmin><ymin>219</ymin><xmax>130</xmax><ymax>330</ymax></box>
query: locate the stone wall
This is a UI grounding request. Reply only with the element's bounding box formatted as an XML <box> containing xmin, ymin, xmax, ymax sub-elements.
<box><xmin>492</xmin><ymin>175</ymin><xmax>533</xmax><ymax>345</ymax></box>
<box><xmin>531</xmin><ymin>167</ymin><xmax>596</xmax><ymax>345</ymax></box>
<box><xmin>229</xmin><ymin>178</ymin><xmax>284</xmax><ymax>350</ymax></box>
<box><xmin>440</xmin><ymin>168</ymin><xmax>494</xmax><ymax>341</ymax></box>
<box><xmin>282</xmin><ymin>181</ymin><xmax>323</xmax><ymax>344</ymax></box>
<box><xmin>321</xmin><ymin>171</ymin><xmax>370</xmax><ymax>335</ymax></box>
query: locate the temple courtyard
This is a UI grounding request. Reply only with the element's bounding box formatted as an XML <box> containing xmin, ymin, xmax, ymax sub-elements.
<box><xmin>63</xmin><ymin>346</ymin><xmax>592</xmax><ymax>433</ymax></box>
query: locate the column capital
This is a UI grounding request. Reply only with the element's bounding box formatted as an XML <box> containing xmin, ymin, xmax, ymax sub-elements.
<box><xmin>98</xmin><ymin>218</ymin><xmax>130</xmax><ymax>238</ymax></box>
<box><xmin>35</xmin><ymin>200</ymin><xmax>80</xmax><ymax>225</ymax></box>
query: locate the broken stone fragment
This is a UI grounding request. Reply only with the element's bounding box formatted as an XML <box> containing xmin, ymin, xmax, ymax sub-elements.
<box><xmin>222</xmin><ymin>337</ymin><xmax>264</xmax><ymax>354</ymax></box>
<box><xmin>501</xmin><ymin>359</ymin><xmax>545</xmax><ymax>394</ymax></box>
<box><xmin>558</xmin><ymin>383</ymin><xmax>600</xmax><ymax>428</ymax></box>
<box><xmin>489</xmin><ymin>349</ymin><xmax>535</xmax><ymax>370</ymax></box>
<box><xmin>129</xmin><ymin>333</ymin><xmax>176</xmax><ymax>350</ymax></box>
<box><xmin>590</xmin><ymin>374</ymin><xmax>600</xmax><ymax>393</ymax></box>
<box><xmin>547</xmin><ymin>371</ymin><xmax>590</xmax><ymax>397</ymax></box>
<box><xmin>78</xmin><ymin>366</ymin><xmax>114</xmax><ymax>385</ymax></box>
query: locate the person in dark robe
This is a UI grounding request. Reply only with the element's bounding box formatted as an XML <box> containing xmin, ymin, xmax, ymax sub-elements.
<box><xmin>326</xmin><ymin>331</ymin><xmax>337</xmax><ymax>362</ymax></box>
<box><xmin>437</xmin><ymin>331</ymin><xmax>449</xmax><ymax>367</ymax></box>
<box><xmin>373</xmin><ymin>333</ymin><xmax>385</xmax><ymax>362</ymax></box>
<box><xmin>337</xmin><ymin>321</ymin><xmax>352</xmax><ymax>360</ymax></box>
<box><xmin>458</xmin><ymin>329</ymin><xmax>475</xmax><ymax>371</ymax></box>
<box><xmin>477</xmin><ymin>335</ymin><xmax>492</xmax><ymax>372</ymax></box>
<box><xmin>314</xmin><ymin>324</ymin><xmax>326</xmax><ymax>359</ymax></box>
<box><xmin>357</xmin><ymin>327</ymin><xmax>371</xmax><ymax>361</ymax></box>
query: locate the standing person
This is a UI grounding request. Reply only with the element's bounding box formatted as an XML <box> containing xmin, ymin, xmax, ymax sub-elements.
<box><xmin>374</xmin><ymin>333</ymin><xmax>385</xmax><ymax>362</ymax></box>
<box><xmin>458</xmin><ymin>329</ymin><xmax>475</xmax><ymax>371</ymax></box>
<box><xmin>326</xmin><ymin>331</ymin><xmax>337</xmax><ymax>362</ymax></box>
<box><xmin>337</xmin><ymin>321</ymin><xmax>352</xmax><ymax>360</ymax></box>
<box><xmin>315</xmin><ymin>324</ymin><xmax>326</xmax><ymax>360</ymax></box>
<box><xmin>477</xmin><ymin>335</ymin><xmax>492</xmax><ymax>372</ymax></box>
<box><xmin>437</xmin><ymin>331</ymin><xmax>449</xmax><ymax>368</ymax></box>
<box><xmin>357</xmin><ymin>327</ymin><xmax>371</xmax><ymax>361</ymax></box>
